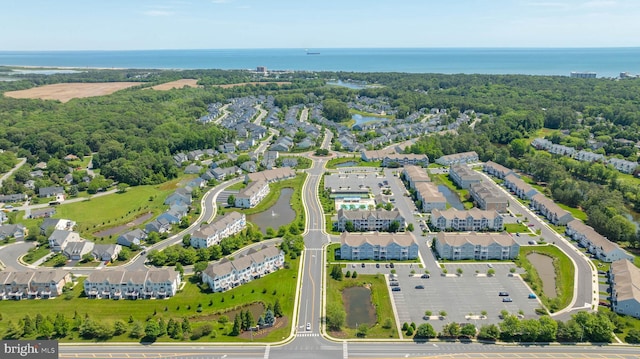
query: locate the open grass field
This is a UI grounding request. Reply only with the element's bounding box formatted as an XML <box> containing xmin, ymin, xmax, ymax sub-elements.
<box><xmin>150</xmin><ymin>79</ymin><xmax>201</xmax><ymax>91</ymax></box>
<box><xmin>54</xmin><ymin>176</ymin><xmax>188</xmax><ymax>240</ymax></box>
<box><xmin>0</xmin><ymin>258</ymin><xmax>299</xmax><ymax>342</ymax></box>
<box><xmin>326</xmin><ymin>273</ymin><xmax>398</xmax><ymax>339</ymax></box>
<box><xmin>515</xmin><ymin>244</ymin><xmax>574</xmax><ymax>313</ymax></box>
<box><xmin>4</xmin><ymin>82</ymin><xmax>141</xmax><ymax>103</ymax></box>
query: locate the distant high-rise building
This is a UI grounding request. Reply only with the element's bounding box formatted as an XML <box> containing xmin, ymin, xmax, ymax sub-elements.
<box><xmin>256</xmin><ymin>66</ymin><xmax>267</xmax><ymax>74</ymax></box>
<box><xmin>570</xmin><ymin>71</ymin><xmax>596</xmax><ymax>78</ymax></box>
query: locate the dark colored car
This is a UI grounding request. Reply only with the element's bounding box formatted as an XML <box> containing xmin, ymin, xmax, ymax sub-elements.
<box><xmin>499</xmin><ymin>292</ymin><xmax>509</xmax><ymax>296</ymax></box>
<box><xmin>421</xmin><ymin>274</ymin><xmax>430</xmax><ymax>279</ymax></box>
<box><xmin>376</xmin><ymin>263</ymin><xmax>380</xmax><ymax>268</ymax></box>
<box><xmin>389</xmin><ymin>263</ymin><xmax>395</xmax><ymax>268</ymax></box>
<box><xmin>415</xmin><ymin>285</ymin><xmax>425</xmax><ymax>289</ymax></box>
<box><xmin>361</xmin><ymin>263</ymin><xmax>365</xmax><ymax>268</ymax></box>
<box><xmin>391</xmin><ymin>287</ymin><xmax>401</xmax><ymax>292</ymax></box>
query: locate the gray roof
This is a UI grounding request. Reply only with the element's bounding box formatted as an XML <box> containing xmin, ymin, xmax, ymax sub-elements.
<box><xmin>341</xmin><ymin>232</ymin><xmax>417</xmax><ymax>247</ymax></box>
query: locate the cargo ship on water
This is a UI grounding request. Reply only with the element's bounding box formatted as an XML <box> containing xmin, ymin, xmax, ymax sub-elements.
<box><xmin>306</xmin><ymin>49</ymin><xmax>320</xmax><ymax>55</ymax></box>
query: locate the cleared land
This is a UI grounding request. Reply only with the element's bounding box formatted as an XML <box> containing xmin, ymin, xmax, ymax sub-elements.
<box><xmin>4</xmin><ymin>82</ymin><xmax>141</xmax><ymax>103</ymax></box>
<box><xmin>150</xmin><ymin>79</ymin><xmax>201</xmax><ymax>91</ymax></box>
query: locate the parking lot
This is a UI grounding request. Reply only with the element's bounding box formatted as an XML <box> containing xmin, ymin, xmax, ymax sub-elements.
<box><xmin>352</xmin><ymin>261</ymin><xmax>541</xmax><ymax>332</ymax></box>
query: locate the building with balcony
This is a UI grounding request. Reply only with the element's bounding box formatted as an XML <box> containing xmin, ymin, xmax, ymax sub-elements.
<box><xmin>434</xmin><ymin>232</ymin><xmax>519</xmax><ymax>260</ymax></box>
<box><xmin>338</xmin><ymin>232</ymin><xmax>419</xmax><ymax>261</ymax></box>
<box><xmin>430</xmin><ymin>208</ymin><xmax>503</xmax><ymax>232</ymax></box>
<box><xmin>334</xmin><ymin>209</ymin><xmax>405</xmax><ymax>232</ymax></box>
<box><xmin>201</xmin><ymin>246</ymin><xmax>285</xmax><ymax>292</ymax></box>
<box><xmin>191</xmin><ymin>212</ymin><xmax>247</xmax><ymax>249</ymax></box>
<box><xmin>449</xmin><ymin>164</ymin><xmax>482</xmax><ymax>189</ymax></box>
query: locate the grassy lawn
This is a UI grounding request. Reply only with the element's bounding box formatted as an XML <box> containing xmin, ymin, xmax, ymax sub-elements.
<box><xmin>22</xmin><ymin>244</ymin><xmax>51</xmax><ymax>264</ymax></box>
<box><xmin>557</xmin><ymin>203</ymin><xmax>588</xmax><ymax>221</ymax></box>
<box><xmin>515</xmin><ymin>244</ymin><xmax>574</xmax><ymax>313</ymax></box>
<box><xmin>54</xmin><ymin>176</ymin><xmax>189</xmax><ymax>240</ymax></box>
<box><xmin>326</xmin><ymin>274</ymin><xmax>398</xmax><ymax>339</ymax></box>
<box><xmin>325</xmin><ymin>157</ymin><xmax>381</xmax><ymax>169</ymax></box>
<box><xmin>226</xmin><ymin>182</ymin><xmax>246</xmax><ymax>191</ymax></box>
<box><xmin>504</xmin><ymin>223</ymin><xmax>530</xmax><ymax>233</ymax></box>
<box><xmin>0</xmin><ymin>258</ymin><xmax>300</xmax><ymax>343</ymax></box>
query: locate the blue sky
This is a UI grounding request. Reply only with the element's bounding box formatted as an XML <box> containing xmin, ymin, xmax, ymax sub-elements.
<box><xmin>2</xmin><ymin>0</ymin><xmax>639</xmax><ymax>50</ymax></box>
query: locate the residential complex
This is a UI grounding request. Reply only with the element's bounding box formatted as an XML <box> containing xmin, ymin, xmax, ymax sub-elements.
<box><xmin>434</xmin><ymin>232</ymin><xmax>519</xmax><ymax>260</ymax></box>
<box><xmin>566</xmin><ymin>219</ymin><xmax>633</xmax><ymax>263</ymax></box>
<box><xmin>202</xmin><ymin>246</ymin><xmax>285</xmax><ymax>292</ymax></box>
<box><xmin>530</xmin><ymin>193</ymin><xmax>574</xmax><ymax>225</ymax></box>
<box><xmin>84</xmin><ymin>269</ymin><xmax>181</xmax><ymax>299</ymax></box>
<box><xmin>430</xmin><ymin>208</ymin><xmax>503</xmax><ymax>232</ymax></box>
<box><xmin>401</xmin><ymin>165</ymin><xmax>431</xmax><ymax>189</ymax></box>
<box><xmin>435</xmin><ymin>151</ymin><xmax>479</xmax><ymax>166</ymax></box>
<box><xmin>609</xmin><ymin>259</ymin><xmax>640</xmax><ymax>319</ymax></box>
<box><xmin>334</xmin><ymin>208</ymin><xmax>405</xmax><ymax>232</ymax></box>
<box><xmin>414</xmin><ymin>182</ymin><xmax>447</xmax><ymax>212</ymax></box>
<box><xmin>503</xmin><ymin>174</ymin><xmax>539</xmax><ymax>200</ymax></box>
<box><xmin>191</xmin><ymin>212</ymin><xmax>247</xmax><ymax>249</ymax></box>
<box><xmin>338</xmin><ymin>231</ymin><xmax>419</xmax><ymax>261</ymax></box>
<box><xmin>469</xmin><ymin>182</ymin><xmax>509</xmax><ymax>213</ymax></box>
<box><xmin>0</xmin><ymin>270</ymin><xmax>71</xmax><ymax>300</ymax></box>
<box><xmin>449</xmin><ymin>164</ymin><xmax>482</xmax><ymax>189</ymax></box>
<box><xmin>483</xmin><ymin>161</ymin><xmax>514</xmax><ymax>179</ymax></box>
<box><xmin>235</xmin><ymin>180</ymin><xmax>269</xmax><ymax>208</ymax></box>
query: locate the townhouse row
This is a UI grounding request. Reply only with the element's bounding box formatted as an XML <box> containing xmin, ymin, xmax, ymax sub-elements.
<box><xmin>0</xmin><ymin>270</ymin><xmax>71</xmax><ymax>300</ymax></box>
<box><xmin>202</xmin><ymin>245</ymin><xmax>284</xmax><ymax>292</ymax></box>
<box><xmin>84</xmin><ymin>269</ymin><xmax>181</xmax><ymax>300</ymax></box>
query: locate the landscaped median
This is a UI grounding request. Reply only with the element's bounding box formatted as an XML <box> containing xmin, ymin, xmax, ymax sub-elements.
<box><xmin>515</xmin><ymin>244</ymin><xmax>574</xmax><ymax>313</ymax></box>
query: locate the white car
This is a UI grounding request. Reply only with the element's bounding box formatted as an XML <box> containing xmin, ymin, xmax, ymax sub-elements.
<box><xmin>306</xmin><ymin>323</ymin><xmax>311</xmax><ymax>331</ymax></box>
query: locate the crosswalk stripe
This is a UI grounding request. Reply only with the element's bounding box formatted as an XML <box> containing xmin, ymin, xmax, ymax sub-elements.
<box><xmin>264</xmin><ymin>344</ymin><xmax>270</xmax><ymax>359</ymax></box>
<box><xmin>343</xmin><ymin>341</ymin><xmax>348</xmax><ymax>359</ymax></box>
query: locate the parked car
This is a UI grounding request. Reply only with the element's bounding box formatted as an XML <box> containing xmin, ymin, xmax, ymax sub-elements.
<box><xmin>415</xmin><ymin>285</ymin><xmax>425</xmax><ymax>289</ymax></box>
<box><xmin>376</xmin><ymin>263</ymin><xmax>380</xmax><ymax>268</ymax></box>
<box><xmin>528</xmin><ymin>240</ymin><xmax>536</xmax><ymax>245</ymax></box>
<box><xmin>528</xmin><ymin>293</ymin><xmax>537</xmax><ymax>299</ymax></box>
<box><xmin>361</xmin><ymin>263</ymin><xmax>365</xmax><ymax>268</ymax></box>
<box><xmin>389</xmin><ymin>263</ymin><xmax>395</xmax><ymax>268</ymax></box>
<box><xmin>390</xmin><ymin>282</ymin><xmax>399</xmax><ymax>286</ymax></box>
<box><xmin>421</xmin><ymin>274</ymin><xmax>430</xmax><ymax>279</ymax></box>
<box><xmin>599</xmin><ymin>301</ymin><xmax>611</xmax><ymax>307</ymax></box>
<box><xmin>385</xmin><ymin>264</ymin><xmax>389</xmax><ymax>268</ymax></box>
<box><xmin>391</xmin><ymin>287</ymin><xmax>401</xmax><ymax>292</ymax></box>
<box><xmin>499</xmin><ymin>292</ymin><xmax>509</xmax><ymax>296</ymax></box>
<box><xmin>502</xmin><ymin>297</ymin><xmax>513</xmax><ymax>302</ymax></box>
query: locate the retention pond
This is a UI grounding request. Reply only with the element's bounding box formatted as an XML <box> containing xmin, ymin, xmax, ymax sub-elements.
<box><xmin>526</xmin><ymin>252</ymin><xmax>557</xmax><ymax>298</ymax></box>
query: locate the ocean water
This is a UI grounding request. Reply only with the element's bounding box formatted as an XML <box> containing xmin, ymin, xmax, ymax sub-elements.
<box><xmin>0</xmin><ymin>48</ymin><xmax>639</xmax><ymax>77</ymax></box>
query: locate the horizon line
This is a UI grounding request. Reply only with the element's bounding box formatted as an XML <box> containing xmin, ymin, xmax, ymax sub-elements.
<box><xmin>1</xmin><ymin>46</ymin><xmax>640</xmax><ymax>52</ymax></box>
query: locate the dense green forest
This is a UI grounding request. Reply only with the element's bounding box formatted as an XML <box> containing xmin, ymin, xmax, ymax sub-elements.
<box><xmin>0</xmin><ymin>69</ymin><xmax>321</xmax><ymax>186</ymax></box>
